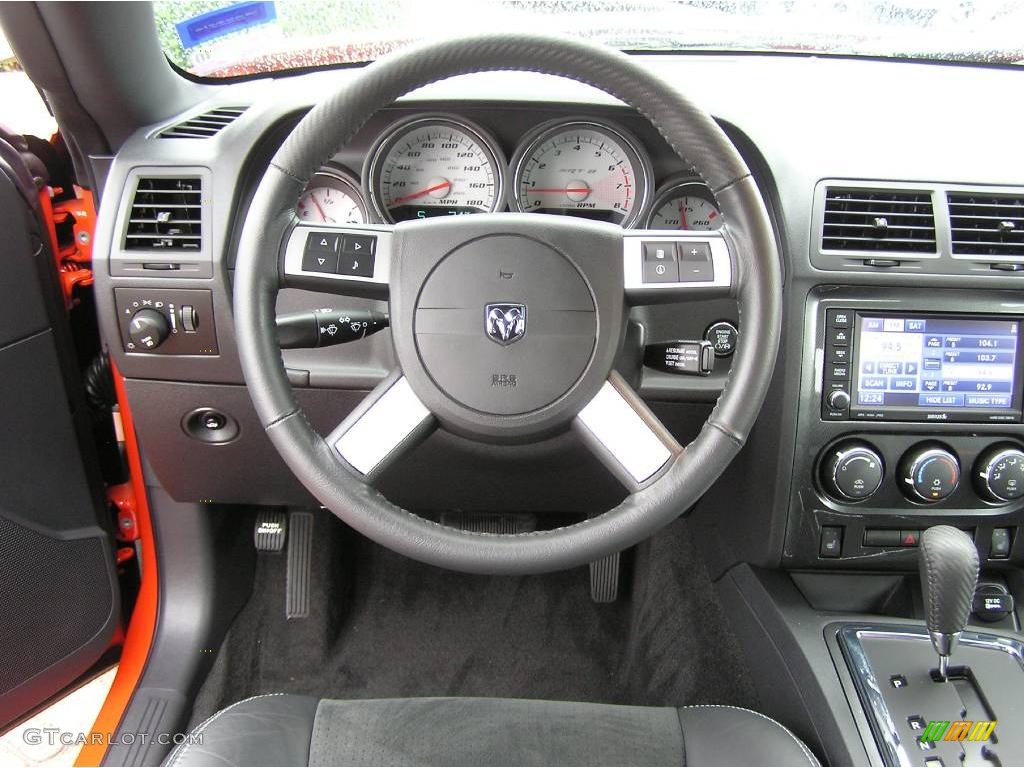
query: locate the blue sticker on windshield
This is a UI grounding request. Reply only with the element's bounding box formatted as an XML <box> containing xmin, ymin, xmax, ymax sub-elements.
<box><xmin>176</xmin><ymin>1</ymin><xmax>277</xmax><ymax>49</ymax></box>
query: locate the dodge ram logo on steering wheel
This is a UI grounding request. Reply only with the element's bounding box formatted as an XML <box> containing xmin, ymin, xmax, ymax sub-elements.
<box><xmin>485</xmin><ymin>303</ymin><xmax>527</xmax><ymax>345</ymax></box>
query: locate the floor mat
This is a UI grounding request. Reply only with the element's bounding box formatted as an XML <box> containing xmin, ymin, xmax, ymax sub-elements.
<box><xmin>191</xmin><ymin>511</ymin><xmax>759</xmax><ymax>725</ymax></box>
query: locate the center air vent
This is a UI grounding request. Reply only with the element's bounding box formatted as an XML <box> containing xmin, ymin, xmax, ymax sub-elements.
<box><xmin>948</xmin><ymin>192</ymin><xmax>1024</xmax><ymax>258</ymax></box>
<box><xmin>158</xmin><ymin>106</ymin><xmax>247</xmax><ymax>139</ymax></box>
<box><xmin>124</xmin><ymin>177</ymin><xmax>202</xmax><ymax>251</ymax></box>
<box><xmin>822</xmin><ymin>188</ymin><xmax>936</xmax><ymax>253</ymax></box>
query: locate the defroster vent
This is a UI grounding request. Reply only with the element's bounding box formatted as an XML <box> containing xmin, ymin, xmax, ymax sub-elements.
<box><xmin>158</xmin><ymin>106</ymin><xmax>247</xmax><ymax>139</ymax></box>
<box><xmin>822</xmin><ymin>187</ymin><xmax>936</xmax><ymax>253</ymax></box>
<box><xmin>124</xmin><ymin>177</ymin><xmax>202</xmax><ymax>251</ymax></box>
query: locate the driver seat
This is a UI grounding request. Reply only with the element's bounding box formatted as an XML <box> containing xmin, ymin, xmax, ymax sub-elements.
<box><xmin>164</xmin><ymin>695</ymin><xmax>820</xmax><ymax>766</ymax></box>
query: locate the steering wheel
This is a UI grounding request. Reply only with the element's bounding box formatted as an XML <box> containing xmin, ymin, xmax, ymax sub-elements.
<box><xmin>235</xmin><ymin>33</ymin><xmax>781</xmax><ymax>575</ymax></box>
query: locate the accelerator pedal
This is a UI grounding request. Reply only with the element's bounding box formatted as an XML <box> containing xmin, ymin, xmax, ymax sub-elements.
<box><xmin>254</xmin><ymin>510</ymin><xmax>286</xmax><ymax>552</ymax></box>
<box><xmin>286</xmin><ymin>511</ymin><xmax>314</xmax><ymax>620</ymax></box>
<box><xmin>589</xmin><ymin>552</ymin><xmax>620</xmax><ymax>603</ymax></box>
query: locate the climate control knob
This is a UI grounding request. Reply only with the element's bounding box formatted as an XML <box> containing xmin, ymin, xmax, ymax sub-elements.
<box><xmin>900</xmin><ymin>445</ymin><xmax>960</xmax><ymax>503</ymax></box>
<box><xmin>975</xmin><ymin>446</ymin><xmax>1024</xmax><ymax>503</ymax></box>
<box><xmin>821</xmin><ymin>442</ymin><xmax>885</xmax><ymax>501</ymax></box>
<box><xmin>128</xmin><ymin>308</ymin><xmax>170</xmax><ymax>350</ymax></box>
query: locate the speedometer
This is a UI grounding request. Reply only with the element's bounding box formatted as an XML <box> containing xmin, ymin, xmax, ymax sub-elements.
<box><xmin>364</xmin><ymin>115</ymin><xmax>505</xmax><ymax>223</ymax></box>
<box><xmin>510</xmin><ymin>119</ymin><xmax>652</xmax><ymax>227</ymax></box>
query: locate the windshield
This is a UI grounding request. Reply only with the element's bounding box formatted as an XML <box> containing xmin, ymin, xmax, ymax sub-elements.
<box><xmin>155</xmin><ymin>0</ymin><xmax>1024</xmax><ymax>78</ymax></box>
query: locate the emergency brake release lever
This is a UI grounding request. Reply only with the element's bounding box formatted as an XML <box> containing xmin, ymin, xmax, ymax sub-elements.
<box><xmin>276</xmin><ymin>308</ymin><xmax>389</xmax><ymax>349</ymax></box>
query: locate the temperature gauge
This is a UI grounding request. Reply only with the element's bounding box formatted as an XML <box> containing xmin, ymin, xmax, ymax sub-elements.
<box><xmin>646</xmin><ymin>180</ymin><xmax>722</xmax><ymax>231</ymax></box>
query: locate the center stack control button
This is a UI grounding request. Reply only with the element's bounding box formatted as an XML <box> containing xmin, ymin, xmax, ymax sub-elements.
<box><xmin>821</xmin><ymin>441</ymin><xmax>885</xmax><ymax>501</ymax></box>
<box><xmin>899</xmin><ymin>445</ymin><xmax>960</xmax><ymax>503</ymax></box>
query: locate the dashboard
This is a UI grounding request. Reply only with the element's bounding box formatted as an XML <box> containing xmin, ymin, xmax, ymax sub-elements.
<box><xmin>295</xmin><ymin>112</ymin><xmax>722</xmax><ymax>231</ymax></box>
<box><xmin>90</xmin><ymin>54</ymin><xmax>1024</xmax><ymax>574</ymax></box>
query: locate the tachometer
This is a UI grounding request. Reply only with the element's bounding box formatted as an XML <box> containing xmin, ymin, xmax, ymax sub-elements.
<box><xmin>296</xmin><ymin>169</ymin><xmax>367</xmax><ymax>224</ymax></box>
<box><xmin>365</xmin><ymin>115</ymin><xmax>505</xmax><ymax>223</ymax></box>
<box><xmin>646</xmin><ymin>179</ymin><xmax>722</xmax><ymax>231</ymax></box>
<box><xmin>510</xmin><ymin>119</ymin><xmax>652</xmax><ymax>227</ymax></box>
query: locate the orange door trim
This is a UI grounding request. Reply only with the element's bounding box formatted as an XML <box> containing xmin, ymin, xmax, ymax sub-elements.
<box><xmin>76</xmin><ymin>362</ymin><xmax>159</xmax><ymax>767</ymax></box>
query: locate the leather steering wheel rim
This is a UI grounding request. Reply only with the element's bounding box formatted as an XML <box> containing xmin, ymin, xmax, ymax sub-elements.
<box><xmin>234</xmin><ymin>32</ymin><xmax>781</xmax><ymax>575</ymax></box>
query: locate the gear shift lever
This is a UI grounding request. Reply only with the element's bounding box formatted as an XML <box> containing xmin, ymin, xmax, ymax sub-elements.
<box><xmin>919</xmin><ymin>525</ymin><xmax>979</xmax><ymax>680</ymax></box>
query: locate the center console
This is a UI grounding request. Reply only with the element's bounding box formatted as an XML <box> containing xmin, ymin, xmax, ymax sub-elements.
<box><xmin>784</xmin><ymin>287</ymin><xmax>1024</xmax><ymax>571</ymax></box>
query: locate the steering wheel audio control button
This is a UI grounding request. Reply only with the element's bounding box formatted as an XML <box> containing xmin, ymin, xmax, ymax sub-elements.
<box><xmin>302</xmin><ymin>231</ymin><xmax>341</xmax><ymax>273</ymax></box>
<box><xmin>337</xmin><ymin>252</ymin><xmax>375</xmax><ymax>278</ymax></box>
<box><xmin>341</xmin><ymin>234</ymin><xmax>376</xmax><ymax>256</ymax></box>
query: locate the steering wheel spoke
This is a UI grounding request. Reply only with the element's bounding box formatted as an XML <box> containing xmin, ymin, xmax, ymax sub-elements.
<box><xmin>574</xmin><ymin>373</ymin><xmax>682</xmax><ymax>491</ymax></box>
<box><xmin>281</xmin><ymin>222</ymin><xmax>393</xmax><ymax>297</ymax></box>
<box><xmin>325</xmin><ymin>372</ymin><xmax>435</xmax><ymax>482</ymax></box>
<box><xmin>623</xmin><ymin>229</ymin><xmax>734</xmax><ymax>305</ymax></box>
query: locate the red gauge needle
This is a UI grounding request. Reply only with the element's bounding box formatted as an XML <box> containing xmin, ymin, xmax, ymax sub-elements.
<box><xmin>311</xmin><ymin>195</ymin><xmax>330</xmax><ymax>222</ymax></box>
<box><xmin>391</xmin><ymin>180</ymin><xmax>451</xmax><ymax>205</ymax></box>
<box><xmin>679</xmin><ymin>201</ymin><xmax>688</xmax><ymax>230</ymax></box>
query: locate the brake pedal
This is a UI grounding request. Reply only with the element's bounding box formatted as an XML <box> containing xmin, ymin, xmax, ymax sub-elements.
<box><xmin>254</xmin><ymin>510</ymin><xmax>286</xmax><ymax>552</ymax></box>
<box><xmin>589</xmin><ymin>552</ymin><xmax>620</xmax><ymax>603</ymax></box>
<box><xmin>286</xmin><ymin>511</ymin><xmax>314</xmax><ymax>620</ymax></box>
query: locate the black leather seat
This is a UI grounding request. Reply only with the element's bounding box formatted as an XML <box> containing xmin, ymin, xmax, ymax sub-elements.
<box><xmin>164</xmin><ymin>695</ymin><xmax>820</xmax><ymax>766</ymax></box>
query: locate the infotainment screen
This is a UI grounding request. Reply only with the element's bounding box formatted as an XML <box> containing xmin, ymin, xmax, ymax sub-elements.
<box><xmin>851</xmin><ymin>314</ymin><xmax>1024</xmax><ymax>422</ymax></box>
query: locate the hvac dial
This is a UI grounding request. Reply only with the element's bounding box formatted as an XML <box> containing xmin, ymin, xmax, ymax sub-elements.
<box><xmin>646</xmin><ymin>179</ymin><xmax>723</xmax><ymax>231</ymax></box>
<box><xmin>510</xmin><ymin>119</ymin><xmax>652</xmax><ymax>227</ymax></box>
<box><xmin>365</xmin><ymin>115</ymin><xmax>505</xmax><ymax>223</ymax></box>
<box><xmin>296</xmin><ymin>169</ymin><xmax>367</xmax><ymax>225</ymax></box>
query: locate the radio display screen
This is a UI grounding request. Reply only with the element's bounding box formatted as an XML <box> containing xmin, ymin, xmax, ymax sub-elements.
<box><xmin>852</xmin><ymin>314</ymin><xmax>1024</xmax><ymax>421</ymax></box>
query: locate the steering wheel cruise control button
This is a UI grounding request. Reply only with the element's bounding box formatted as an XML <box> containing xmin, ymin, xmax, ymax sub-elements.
<box><xmin>642</xmin><ymin>241</ymin><xmax>679</xmax><ymax>283</ymax></box>
<box><xmin>677</xmin><ymin>241</ymin><xmax>714</xmax><ymax>282</ymax></box>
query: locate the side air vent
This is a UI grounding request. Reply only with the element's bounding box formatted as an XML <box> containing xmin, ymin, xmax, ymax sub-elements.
<box><xmin>822</xmin><ymin>188</ymin><xmax>936</xmax><ymax>253</ymax></box>
<box><xmin>124</xmin><ymin>177</ymin><xmax>202</xmax><ymax>251</ymax></box>
<box><xmin>158</xmin><ymin>106</ymin><xmax>247</xmax><ymax>139</ymax></box>
<box><xmin>948</xmin><ymin>192</ymin><xmax>1024</xmax><ymax>258</ymax></box>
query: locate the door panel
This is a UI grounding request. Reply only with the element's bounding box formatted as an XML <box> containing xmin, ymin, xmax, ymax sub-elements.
<box><xmin>0</xmin><ymin>152</ymin><xmax>119</xmax><ymax>729</ymax></box>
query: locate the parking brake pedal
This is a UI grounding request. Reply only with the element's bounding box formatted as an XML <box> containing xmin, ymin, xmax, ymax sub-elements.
<box><xmin>254</xmin><ymin>510</ymin><xmax>286</xmax><ymax>552</ymax></box>
<box><xmin>286</xmin><ymin>512</ymin><xmax>314</xmax><ymax>620</ymax></box>
<box><xmin>590</xmin><ymin>552</ymin><xmax>620</xmax><ymax>603</ymax></box>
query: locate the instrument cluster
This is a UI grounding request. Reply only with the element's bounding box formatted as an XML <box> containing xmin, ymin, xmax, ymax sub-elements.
<box><xmin>295</xmin><ymin>112</ymin><xmax>724</xmax><ymax>231</ymax></box>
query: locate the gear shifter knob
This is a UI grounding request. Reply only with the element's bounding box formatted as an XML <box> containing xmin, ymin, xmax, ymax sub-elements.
<box><xmin>919</xmin><ymin>525</ymin><xmax>979</xmax><ymax>680</ymax></box>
